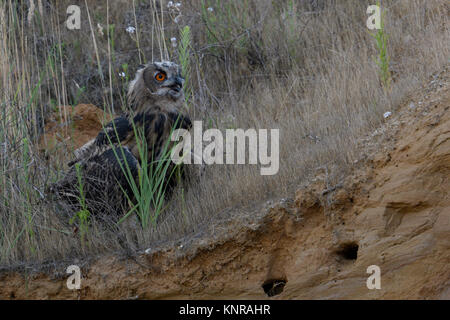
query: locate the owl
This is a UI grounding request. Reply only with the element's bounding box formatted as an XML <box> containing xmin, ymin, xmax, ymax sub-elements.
<box><xmin>49</xmin><ymin>61</ymin><xmax>192</xmax><ymax>219</ymax></box>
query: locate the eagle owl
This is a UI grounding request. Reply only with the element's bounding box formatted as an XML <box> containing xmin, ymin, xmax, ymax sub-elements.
<box><xmin>49</xmin><ymin>61</ymin><xmax>192</xmax><ymax>219</ymax></box>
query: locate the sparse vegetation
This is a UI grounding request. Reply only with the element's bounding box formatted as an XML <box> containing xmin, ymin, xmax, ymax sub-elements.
<box><xmin>0</xmin><ymin>0</ymin><xmax>448</xmax><ymax>267</ymax></box>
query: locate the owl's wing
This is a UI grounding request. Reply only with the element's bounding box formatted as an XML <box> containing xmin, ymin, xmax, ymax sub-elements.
<box><xmin>167</xmin><ymin>111</ymin><xmax>192</xmax><ymax>131</ymax></box>
<box><xmin>68</xmin><ymin>111</ymin><xmax>191</xmax><ymax>166</ymax></box>
<box><xmin>95</xmin><ymin>116</ymin><xmax>132</xmax><ymax>146</ymax></box>
<box><xmin>49</xmin><ymin>145</ymin><xmax>140</xmax><ymax>216</ymax></box>
<box><xmin>68</xmin><ymin>116</ymin><xmax>132</xmax><ymax>167</ymax></box>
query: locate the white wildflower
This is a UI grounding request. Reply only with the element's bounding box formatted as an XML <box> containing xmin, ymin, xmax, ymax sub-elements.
<box><xmin>175</xmin><ymin>2</ymin><xmax>181</xmax><ymax>7</ymax></box>
<box><xmin>171</xmin><ymin>37</ymin><xmax>177</xmax><ymax>48</ymax></box>
<box><xmin>167</xmin><ymin>1</ymin><xmax>174</xmax><ymax>8</ymax></box>
<box><xmin>383</xmin><ymin>111</ymin><xmax>392</xmax><ymax>119</ymax></box>
<box><xmin>174</xmin><ymin>15</ymin><xmax>181</xmax><ymax>24</ymax></box>
<box><xmin>97</xmin><ymin>23</ymin><xmax>104</xmax><ymax>36</ymax></box>
<box><xmin>207</xmin><ymin>7</ymin><xmax>214</xmax><ymax>12</ymax></box>
<box><xmin>119</xmin><ymin>72</ymin><xmax>126</xmax><ymax>78</ymax></box>
<box><xmin>126</xmin><ymin>26</ymin><xmax>136</xmax><ymax>34</ymax></box>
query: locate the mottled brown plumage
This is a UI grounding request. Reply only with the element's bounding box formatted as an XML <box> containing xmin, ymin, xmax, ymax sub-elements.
<box><xmin>49</xmin><ymin>61</ymin><xmax>192</xmax><ymax>219</ymax></box>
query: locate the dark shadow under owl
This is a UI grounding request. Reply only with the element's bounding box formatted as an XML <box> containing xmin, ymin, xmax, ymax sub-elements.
<box><xmin>48</xmin><ymin>61</ymin><xmax>192</xmax><ymax>220</ymax></box>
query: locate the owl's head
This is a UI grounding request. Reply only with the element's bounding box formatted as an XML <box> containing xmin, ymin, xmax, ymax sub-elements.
<box><xmin>128</xmin><ymin>61</ymin><xmax>185</xmax><ymax>111</ymax></box>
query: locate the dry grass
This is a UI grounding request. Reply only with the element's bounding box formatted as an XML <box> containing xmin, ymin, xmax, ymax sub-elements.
<box><xmin>0</xmin><ymin>0</ymin><xmax>448</xmax><ymax>267</ymax></box>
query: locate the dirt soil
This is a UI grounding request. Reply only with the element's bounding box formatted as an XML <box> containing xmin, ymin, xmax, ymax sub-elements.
<box><xmin>1</xmin><ymin>67</ymin><xmax>449</xmax><ymax>299</ymax></box>
<box><xmin>37</xmin><ymin>104</ymin><xmax>113</xmax><ymax>164</ymax></box>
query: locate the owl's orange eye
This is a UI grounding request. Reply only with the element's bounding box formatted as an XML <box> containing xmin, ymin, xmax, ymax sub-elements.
<box><xmin>155</xmin><ymin>72</ymin><xmax>166</xmax><ymax>82</ymax></box>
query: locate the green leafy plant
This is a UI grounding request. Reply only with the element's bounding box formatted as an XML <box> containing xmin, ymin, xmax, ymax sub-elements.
<box><xmin>178</xmin><ymin>25</ymin><xmax>192</xmax><ymax>106</ymax></box>
<box><xmin>370</xmin><ymin>2</ymin><xmax>391</xmax><ymax>90</ymax></box>
<box><xmin>101</xmin><ymin>116</ymin><xmax>184</xmax><ymax>229</ymax></box>
<box><xmin>69</xmin><ymin>163</ymin><xmax>91</xmax><ymax>245</ymax></box>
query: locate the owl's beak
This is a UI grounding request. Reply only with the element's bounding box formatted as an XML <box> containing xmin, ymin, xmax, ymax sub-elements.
<box><xmin>174</xmin><ymin>76</ymin><xmax>184</xmax><ymax>90</ymax></box>
<box><xmin>167</xmin><ymin>77</ymin><xmax>184</xmax><ymax>99</ymax></box>
<box><xmin>170</xmin><ymin>77</ymin><xmax>183</xmax><ymax>93</ymax></box>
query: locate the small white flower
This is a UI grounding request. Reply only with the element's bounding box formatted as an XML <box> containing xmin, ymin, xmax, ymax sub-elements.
<box><xmin>97</xmin><ymin>23</ymin><xmax>104</xmax><ymax>36</ymax></box>
<box><xmin>171</xmin><ymin>37</ymin><xmax>177</xmax><ymax>47</ymax></box>
<box><xmin>119</xmin><ymin>72</ymin><xmax>126</xmax><ymax>78</ymax></box>
<box><xmin>167</xmin><ymin>1</ymin><xmax>174</xmax><ymax>8</ymax></box>
<box><xmin>383</xmin><ymin>111</ymin><xmax>392</xmax><ymax>119</ymax></box>
<box><xmin>126</xmin><ymin>26</ymin><xmax>136</xmax><ymax>34</ymax></box>
<box><xmin>174</xmin><ymin>15</ymin><xmax>181</xmax><ymax>23</ymax></box>
<box><xmin>207</xmin><ymin>7</ymin><xmax>214</xmax><ymax>12</ymax></box>
<box><xmin>175</xmin><ymin>2</ymin><xmax>181</xmax><ymax>7</ymax></box>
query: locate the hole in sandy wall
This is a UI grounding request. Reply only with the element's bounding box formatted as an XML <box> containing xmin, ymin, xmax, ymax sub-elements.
<box><xmin>262</xmin><ymin>278</ymin><xmax>287</xmax><ymax>297</ymax></box>
<box><xmin>335</xmin><ymin>242</ymin><xmax>359</xmax><ymax>261</ymax></box>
